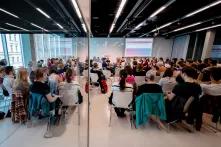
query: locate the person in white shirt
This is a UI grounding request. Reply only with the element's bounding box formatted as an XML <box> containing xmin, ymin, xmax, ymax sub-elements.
<box><xmin>3</xmin><ymin>66</ymin><xmax>15</xmax><ymax>97</ymax></box>
<box><xmin>158</xmin><ymin>68</ymin><xmax>176</xmax><ymax>93</ymax></box>
<box><xmin>201</xmin><ymin>67</ymin><xmax>221</xmax><ymax>96</ymax></box>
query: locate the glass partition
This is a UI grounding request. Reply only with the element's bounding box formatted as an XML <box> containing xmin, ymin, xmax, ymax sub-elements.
<box><xmin>0</xmin><ymin>33</ymin><xmax>89</xmax><ymax>147</ymax></box>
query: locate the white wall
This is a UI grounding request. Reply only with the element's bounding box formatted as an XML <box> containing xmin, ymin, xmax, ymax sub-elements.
<box><xmin>171</xmin><ymin>35</ymin><xmax>190</xmax><ymax>59</ymax></box>
<box><xmin>152</xmin><ymin>37</ymin><xmax>173</xmax><ymax>58</ymax></box>
<box><xmin>90</xmin><ymin>38</ymin><xmax>125</xmax><ymax>61</ymax></box>
<box><xmin>89</xmin><ymin>37</ymin><xmax>188</xmax><ymax>61</ymax></box>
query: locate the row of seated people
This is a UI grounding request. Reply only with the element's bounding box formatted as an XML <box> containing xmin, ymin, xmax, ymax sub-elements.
<box><xmin>108</xmin><ymin>66</ymin><xmax>221</xmax><ymax>131</ymax></box>
<box><xmin>0</xmin><ymin>65</ymin><xmax>83</xmax><ymax>124</ymax></box>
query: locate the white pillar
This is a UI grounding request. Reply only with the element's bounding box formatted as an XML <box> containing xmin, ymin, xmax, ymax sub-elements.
<box><xmin>201</xmin><ymin>30</ymin><xmax>216</xmax><ymax>60</ymax></box>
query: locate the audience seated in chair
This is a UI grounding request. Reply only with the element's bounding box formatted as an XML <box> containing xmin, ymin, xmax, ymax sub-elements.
<box><xmin>135</xmin><ymin>73</ymin><xmax>166</xmax><ymax>129</ymax></box>
<box><xmin>109</xmin><ymin>69</ymin><xmax>133</xmax><ymax>117</ymax></box>
<box><xmin>165</xmin><ymin>67</ymin><xmax>202</xmax><ymax>131</ymax></box>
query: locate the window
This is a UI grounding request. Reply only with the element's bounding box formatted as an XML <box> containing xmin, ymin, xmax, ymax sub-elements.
<box><xmin>9</xmin><ymin>35</ymin><xmax>12</xmax><ymax>41</ymax></box>
<box><xmin>15</xmin><ymin>45</ymin><xmax>18</xmax><ymax>52</ymax></box>
<box><xmin>14</xmin><ymin>34</ymin><xmax>16</xmax><ymax>41</ymax></box>
<box><xmin>10</xmin><ymin>44</ymin><xmax>13</xmax><ymax>52</ymax></box>
<box><xmin>5</xmin><ymin>34</ymin><xmax>24</xmax><ymax>67</ymax></box>
<box><xmin>12</xmin><ymin>57</ymin><xmax>14</xmax><ymax>63</ymax></box>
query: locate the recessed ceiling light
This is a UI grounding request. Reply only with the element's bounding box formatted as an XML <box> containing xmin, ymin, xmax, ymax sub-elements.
<box><xmin>36</xmin><ymin>8</ymin><xmax>51</xmax><ymax>19</ymax></box>
<box><xmin>0</xmin><ymin>8</ymin><xmax>19</xmax><ymax>18</ymax></box>
<box><xmin>56</xmin><ymin>23</ymin><xmax>63</xmax><ymax>29</ymax></box>
<box><xmin>82</xmin><ymin>24</ymin><xmax>87</xmax><ymax>32</ymax></box>
<box><xmin>195</xmin><ymin>24</ymin><xmax>221</xmax><ymax>32</ymax></box>
<box><xmin>0</xmin><ymin>27</ymin><xmax>10</xmax><ymax>31</ymax></box>
<box><xmin>149</xmin><ymin>0</ymin><xmax>176</xmax><ymax>18</ymax></box>
<box><xmin>71</xmin><ymin>0</ymin><xmax>82</xmax><ymax>19</ymax></box>
<box><xmin>31</xmin><ymin>23</ymin><xmax>48</xmax><ymax>32</ymax></box>
<box><xmin>184</xmin><ymin>0</ymin><xmax>221</xmax><ymax>18</ymax></box>
<box><xmin>5</xmin><ymin>23</ymin><xmax>29</xmax><ymax>31</ymax></box>
<box><xmin>109</xmin><ymin>0</ymin><xmax>127</xmax><ymax>33</ymax></box>
<box><xmin>172</xmin><ymin>22</ymin><xmax>202</xmax><ymax>32</ymax></box>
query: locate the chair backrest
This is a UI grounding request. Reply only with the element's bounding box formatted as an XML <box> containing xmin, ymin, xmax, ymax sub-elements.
<box><xmin>29</xmin><ymin>93</ymin><xmax>52</xmax><ymax>117</ymax></box>
<box><xmin>90</xmin><ymin>73</ymin><xmax>99</xmax><ymax>83</ymax></box>
<box><xmin>59</xmin><ymin>83</ymin><xmax>79</xmax><ymax>106</ymax></box>
<box><xmin>135</xmin><ymin>76</ymin><xmax>145</xmax><ymax>86</ymax></box>
<box><xmin>155</xmin><ymin>76</ymin><xmax>161</xmax><ymax>83</ymax></box>
<box><xmin>103</xmin><ymin>70</ymin><xmax>111</xmax><ymax>79</ymax></box>
<box><xmin>112</xmin><ymin>87</ymin><xmax>133</xmax><ymax>109</ymax></box>
<box><xmin>183</xmin><ymin>96</ymin><xmax>194</xmax><ymax>113</ymax></box>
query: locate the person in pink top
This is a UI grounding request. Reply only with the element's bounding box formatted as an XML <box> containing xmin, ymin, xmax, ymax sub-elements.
<box><xmin>125</xmin><ymin>65</ymin><xmax>136</xmax><ymax>85</ymax></box>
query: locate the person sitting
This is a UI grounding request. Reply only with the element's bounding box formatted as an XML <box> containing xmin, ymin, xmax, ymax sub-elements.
<box><xmin>158</xmin><ymin>68</ymin><xmax>176</xmax><ymax>93</ymax></box>
<box><xmin>11</xmin><ymin>68</ymin><xmax>29</xmax><ymax>123</ymax></box>
<box><xmin>109</xmin><ymin>69</ymin><xmax>133</xmax><ymax>117</ymax></box>
<box><xmin>48</xmin><ymin>66</ymin><xmax>60</xmax><ymax>95</ymax></box>
<box><xmin>201</xmin><ymin>67</ymin><xmax>221</xmax><ymax>96</ymax></box>
<box><xmin>30</xmin><ymin>68</ymin><xmax>60</xmax><ymax>103</ymax></box>
<box><xmin>135</xmin><ymin>73</ymin><xmax>166</xmax><ymax>128</ymax></box>
<box><xmin>166</xmin><ymin>67</ymin><xmax>202</xmax><ymax>130</ymax></box>
<box><xmin>134</xmin><ymin>63</ymin><xmax>146</xmax><ymax>76</ymax></box>
<box><xmin>3</xmin><ymin>66</ymin><xmax>15</xmax><ymax>97</ymax></box>
<box><xmin>136</xmin><ymin>73</ymin><xmax>163</xmax><ymax>97</ymax></box>
<box><xmin>125</xmin><ymin>65</ymin><xmax>136</xmax><ymax>85</ymax></box>
<box><xmin>58</xmin><ymin>68</ymin><xmax>83</xmax><ymax>105</ymax></box>
<box><xmin>146</xmin><ymin>65</ymin><xmax>160</xmax><ymax>78</ymax></box>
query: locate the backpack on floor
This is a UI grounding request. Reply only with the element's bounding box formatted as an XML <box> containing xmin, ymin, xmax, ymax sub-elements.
<box><xmin>0</xmin><ymin>111</ymin><xmax>5</xmax><ymax>120</ymax></box>
<box><xmin>100</xmin><ymin>80</ymin><xmax>108</xmax><ymax>94</ymax></box>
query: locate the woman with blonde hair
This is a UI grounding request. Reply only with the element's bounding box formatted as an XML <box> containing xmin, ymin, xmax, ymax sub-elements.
<box><xmin>11</xmin><ymin>68</ymin><xmax>30</xmax><ymax>123</ymax></box>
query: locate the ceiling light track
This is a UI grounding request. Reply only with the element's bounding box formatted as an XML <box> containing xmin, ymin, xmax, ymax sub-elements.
<box><xmin>0</xmin><ymin>27</ymin><xmax>10</xmax><ymax>31</ymax></box>
<box><xmin>130</xmin><ymin>0</ymin><xmax>176</xmax><ymax>36</ymax></box>
<box><xmin>195</xmin><ymin>24</ymin><xmax>221</xmax><ymax>32</ymax></box>
<box><xmin>71</xmin><ymin>0</ymin><xmax>88</xmax><ymax>33</ymax></box>
<box><xmin>109</xmin><ymin>0</ymin><xmax>127</xmax><ymax>35</ymax></box>
<box><xmin>5</xmin><ymin>23</ymin><xmax>29</xmax><ymax>31</ymax></box>
<box><xmin>116</xmin><ymin>0</ymin><xmax>144</xmax><ymax>33</ymax></box>
<box><xmin>0</xmin><ymin>8</ymin><xmax>19</xmax><ymax>18</ymax></box>
<box><xmin>141</xmin><ymin>0</ymin><xmax>221</xmax><ymax>37</ymax></box>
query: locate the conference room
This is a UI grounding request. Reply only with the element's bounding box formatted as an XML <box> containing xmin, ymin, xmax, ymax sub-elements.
<box><xmin>0</xmin><ymin>0</ymin><xmax>221</xmax><ymax>147</ymax></box>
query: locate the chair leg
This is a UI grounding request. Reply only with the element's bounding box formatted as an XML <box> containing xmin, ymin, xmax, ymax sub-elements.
<box><xmin>78</xmin><ymin>105</ymin><xmax>80</xmax><ymax>126</ymax></box>
<box><xmin>130</xmin><ymin>112</ymin><xmax>133</xmax><ymax>129</ymax></box>
<box><xmin>109</xmin><ymin>107</ymin><xmax>112</xmax><ymax>127</ymax></box>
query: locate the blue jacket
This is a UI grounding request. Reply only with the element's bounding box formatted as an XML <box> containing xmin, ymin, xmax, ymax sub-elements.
<box><xmin>136</xmin><ymin>93</ymin><xmax>167</xmax><ymax>127</ymax></box>
<box><xmin>29</xmin><ymin>93</ymin><xmax>54</xmax><ymax>117</ymax></box>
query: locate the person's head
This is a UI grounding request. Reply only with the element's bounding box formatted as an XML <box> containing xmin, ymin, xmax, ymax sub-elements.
<box><xmin>35</xmin><ymin>68</ymin><xmax>44</xmax><ymax>81</ymax></box>
<box><xmin>4</xmin><ymin>66</ymin><xmax>13</xmax><ymax>76</ymax></box>
<box><xmin>181</xmin><ymin>67</ymin><xmax>198</xmax><ymax>81</ymax></box>
<box><xmin>16</xmin><ymin>68</ymin><xmax>28</xmax><ymax>84</ymax></box>
<box><xmin>186</xmin><ymin>59</ymin><xmax>193</xmax><ymax>66</ymax></box>
<box><xmin>145</xmin><ymin>73</ymin><xmax>155</xmax><ymax>82</ymax></box>
<box><xmin>125</xmin><ymin>65</ymin><xmax>133</xmax><ymax>76</ymax></box>
<box><xmin>93</xmin><ymin>63</ymin><xmax>98</xmax><ymax>68</ymax></box>
<box><xmin>0</xmin><ymin>59</ymin><xmax>7</xmax><ymax>66</ymax></box>
<box><xmin>210</xmin><ymin>67</ymin><xmax>221</xmax><ymax>82</ymax></box>
<box><xmin>197</xmin><ymin>59</ymin><xmax>202</xmax><ymax>64</ymax></box>
<box><xmin>211</xmin><ymin>59</ymin><xmax>217</xmax><ymax>67</ymax></box>
<box><xmin>49</xmin><ymin>66</ymin><xmax>57</xmax><ymax>75</ymax></box>
<box><xmin>119</xmin><ymin>69</ymin><xmax>128</xmax><ymax>90</ymax></box>
<box><xmin>65</xmin><ymin>68</ymin><xmax>73</xmax><ymax>83</ymax></box>
<box><xmin>163</xmin><ymin>68</ymin><xmax>173</xmax><ymax>78</ymax></box>
<box><xmin>176</xmin><ymin>74</ymin><xmax>185</xmax><ymax>84</ymax></box>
